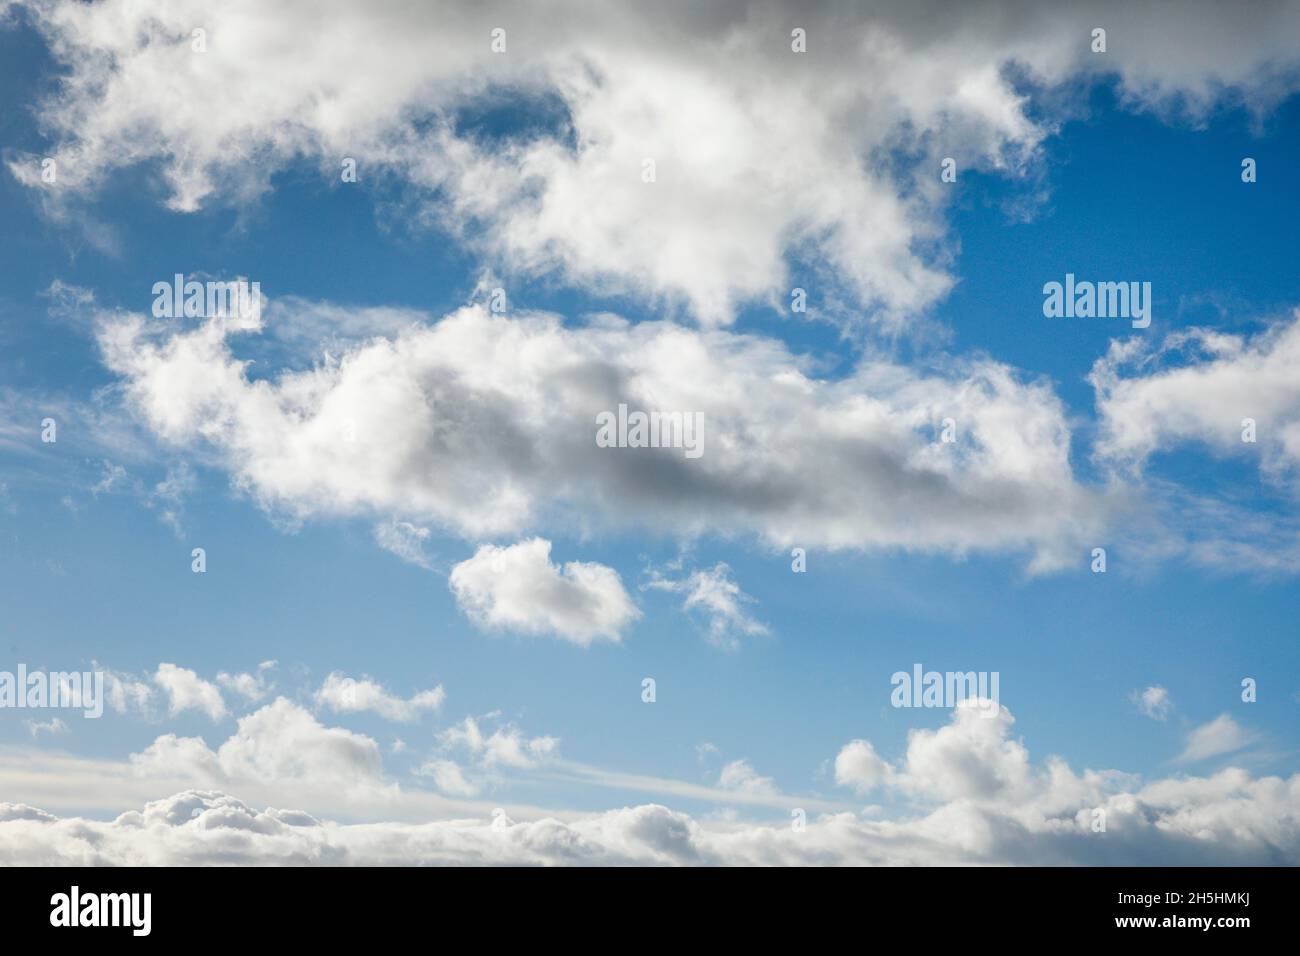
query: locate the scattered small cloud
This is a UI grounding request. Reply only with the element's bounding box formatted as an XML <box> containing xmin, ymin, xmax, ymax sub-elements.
<box><xmin>717</xmin><ymin>758</ymin><xmax>777</xmax><ymax>797</ymax></box>
<box><xmin>450</xmin><ymin>539</ymin><xmax>639</xmax><ymax>645</ymax></box>
<box><xmin>314</xmin><ymin>672</ymin><xmax>445</xmax><ymax>722</ymax></box>
<box><xmin>1132</xmin><ymin>685</ymin><xmax>1172</xmax><ymax>721</ymax></box>
<box><xmin>24</xmin><ymin>717</ymin><xmax>69</xmax><ymax>738</ymax></box>
<box><xmin>153</xmin><ymin>663</ymin><xmax>227</xmax><ymax>721</ymax></box>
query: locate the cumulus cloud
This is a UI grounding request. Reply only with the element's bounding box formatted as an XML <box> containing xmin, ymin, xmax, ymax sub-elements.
<box><xmin>1087</xmin><ymin>315</ymin><xmax>1300</xmax><ymax>571</ymax></box>
<box><xmin>449</xmin><ymin>538</ymin><xmax>640</xmax><ymax>645</ymax></box>
<box><xmin>834</xmin><ymin>740</ymin><xmax>893</xmax><ymax>795</ymax></box>
<box><xmin>14</xmin><ymin>1</ymin><xmax>1300</xmax><ymax>328</ymax></box>
<box><xmin>5</xmin><ymin>1</ymin><xmax>1299</xmax><ymax>868</ymax></box>
<box><xmin>153</xmin><ymin>663</ymin><xmax>226</xmax><ymax>721</ymax></box>
<box><xmin>129</xmin><ymin>734</ymin><xmax>223</xmax><ymax>783</ymax></box>
<box><xmin>97</xmin><ymin>662</ymin><xmax>276</xmax><ymax>718</ymax></box>
<box><xmin>1179</xmin><ymin>714</ymin><xmax>1256</xmax><ymax>763</ymax></box>
<box><xmin>833</xmin><ymin>700</ymin><xmax>1066</xmax><ymax>806</ymax></box>
<box><xmin>314</xmin><ymin>672</ymin><xmax>445</xmax><ymax>722</ymax></box>
<box><xmin>896</xmin><ymin>701</ymin><xmax>1034</xmax><ymax>802</ymax></box>
<box><xmin>129</xmin><ymin>699</ymin><xmax>388</xmax><ymax>797</ymax></box>
<box><xmin>1131</xmin><ymin>685</ymin><xmax>1172</xmax><ymax>721</ymax></box>
<box><xmin>1093</xmin><ymin>313</ymin><xmax>1300</xmax><ymax>486</ymax></box>
<box><xmin>645</xmin><ymin>563</ymin><xmax>768</xmax><ymax>649</ymax></box>
<box><xmin>831</xmin><ymin>700</ymin><xmax>1265</xmax><ymax>835</ymax></box>
<box><xmin>95</xmin><ymin>304</ymin><xmax>1104</xmax><ymax>571</ymax></box>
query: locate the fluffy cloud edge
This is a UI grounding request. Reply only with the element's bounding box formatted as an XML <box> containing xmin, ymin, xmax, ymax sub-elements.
<box><xmin>449</xmin><ymin>538</ymin><xmax>640</xmax><ymax>645</ymax></box>
<box><xmin>13</xmin><ymin>1</ymin><xmax>1300</xmax><ymax>328</ymax></box>
<box><xmin>94</xmin><ymin>300</ymin><xmax>1111</xmax><ymax>573</ymax></box>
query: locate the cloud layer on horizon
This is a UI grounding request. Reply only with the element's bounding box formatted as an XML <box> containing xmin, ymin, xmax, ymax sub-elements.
<box><xmin>1</xmin><ymin>696</ymin><xmax>1293</xmax><ymax>865</ymax></box>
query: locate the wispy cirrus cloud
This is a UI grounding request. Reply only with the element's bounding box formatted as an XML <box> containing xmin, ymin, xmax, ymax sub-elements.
<box><xmin>645</xmin><ymin>562</ymin><xmax>768</xmax><ymax>650</ymax></box>
<box><xmin>1178</xmin><ymin>714</ymin><xmax>1257</xmax><ymax>763</ymax></box>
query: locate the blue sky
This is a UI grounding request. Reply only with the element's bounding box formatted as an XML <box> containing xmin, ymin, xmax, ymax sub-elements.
<box><xmin>0</xmin><ymin>1</ymin><xmax>1298</xmax><ymax>865</ymax></box>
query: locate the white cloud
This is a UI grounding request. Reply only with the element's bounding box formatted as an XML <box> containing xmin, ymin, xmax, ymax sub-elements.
<box><xmin>832</xmin><ymin>699</ymin><xmax>1060</xmax><ymax>807</ymax></box>
<box><xmin>646</xmin><ymin>563</ymin><xmax>768</xmax><ymax>650</ymax></box>
<box><xmin>3</xmin><ymin>763</ymin><xmax>1299</xmax><ymax>865</ymax></box>
<box><xmin>130</xmin><ymin>699</ymin><xmax>389</xmax><ymax>799</ymax></box>
<box><xmin>717</xmin><ymin>759</ymin><xmax>777</xmax><ymax>798</ymax></box>
<box><xmin>216</xmin><ymin>661</ymin><xmax>277</xmax><ymax>703</ymax></box>
<box><xmin>210</xmin><ymin>698</ymin><xmax>385</xmax><ymax>786</ymax></box>
<box><xmin>1</xmin><ymin>697</ymin><xmax>1297</xmax><ymax>864</ymax></box>
<box><xmin>1132</xmin><ymin>685</ymin><xmax>1172</xmax><ymax>721</ymax></box>
<box><xmin>1082</xmin><ymin>313</ymin><xmax>1300</xmax><ymax>573</ymax></box>
<box><xmin>101</xmin><ymin>668</ymin><xmax>155</xmax><ymax>716</ymax></box>
<box><xmin>449</xmin><ymin>538</ymin><xmax>640</xmax><ymax>645</ymax></box>
<box><xmin>896</xmin><ymin>701</ymin><xmax>1033</xmax><ymax>802</ymax></box>
<box><xmin>129</xmin><ymin>734</ymin><xmax>222</xmax><ymax>782</ymax></box>
<box><xmin>831</xmin><ymin>700</ymin><xmax>1260</xmax><ymax>820</ymax></box>
<box><xmin>1179</xmin><ymin>714</ymin><xmax>1256</xmax><ymax>763</ymax></box>
<box><xmin>15</xmin><ymin>2</ymin><xmax>1300</xmax><ymax>328</ymax></box>
<box><xmin>153</xmin><ymin>663</ymin><xmax>226</xmax><ymax>721</ymax></box>
<box><xmin>834</xmin><ymin>740</ymin><xmax>893</xmax><ymax>795</ymax></box>
<box><xmin>24</xmin><ymin>717</ymin><xmax>69</xmax><ymax>738</ymax></box>
<box><xmin>94</xmin><ymin>302</ymin><xmax>1106</xmax><ymax>572</ymax></box>
<box><xmin>314</xmin><ymin>672</ymin><xmax>445</xmax><ymax>722</ymax></box>
<box><xmin>90</xmin><ymin>461</ymin><xmax>128</xmax><ymax>496</ymax></box>
<box><xmin>1093</xmin><ymin>313</ymin><xmax>1300</xmax><ymax>486</ymax></box>
<box><xmin>438</xmin><ymin>715</ymin><xmax>559</xmax><ymax>770</ymax></box>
